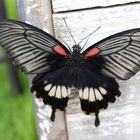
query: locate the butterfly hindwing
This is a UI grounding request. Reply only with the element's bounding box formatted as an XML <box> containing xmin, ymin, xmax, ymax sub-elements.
<box><xmin>83</xmin><ymin>28</ymin><xmax>140</xmax><ymax>80</ymax></box>
<box><xmin>0</xmin><ymin>19</ymin><xmax>70</xmax><ymax>74</ymax></box>
<box><xmin>78</xmin><ymin>66</ymin><xmax>121</xmax><ymax>126</ymax></box>
<box><xmin>31</xmin><ymin>66</ymin><xmax>73</xmax><ymax>120</ymax></box>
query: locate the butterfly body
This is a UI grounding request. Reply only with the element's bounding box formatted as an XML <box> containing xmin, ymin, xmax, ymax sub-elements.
<box><xmin>0</xmin><ymin>19</ymin><xmax>140</xmax><ymax>127</ymax></box>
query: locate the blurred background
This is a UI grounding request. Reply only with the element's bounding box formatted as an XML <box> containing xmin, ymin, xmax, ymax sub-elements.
<box><xmin>0</xmin><ymin>0</ymin><xmax>37</xmax><ymax>139</ymax></box>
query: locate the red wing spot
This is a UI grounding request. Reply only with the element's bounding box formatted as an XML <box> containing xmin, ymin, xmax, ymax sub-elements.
<box><xmin>84</xmin><ymin>47</ymin><xmax>100</xmax><ymax>58</ymax></box>
<box><xmin>53</xmin><ymin>44</ymin><xmax>68</xmax><ymax>56</ymax></box>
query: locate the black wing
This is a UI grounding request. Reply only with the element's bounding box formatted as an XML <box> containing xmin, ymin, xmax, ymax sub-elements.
<box><xmin>0</xmin><ymin>19</ymin><xmax>70</xmax><ymax>74</ymax></box>
<box><xmin>81</xmin><ymin>28</ymin><xmax>140</xmax><ymax>126</ymax></box>
<box><xmin>83</xmin><ymin>28</ymin><xmax>140</xmax><ymax>80</ymax></box>
<box><xmin>0</xmin><ymin>19</ymin><xmax>73</xmax><ymax>120</ymax></box>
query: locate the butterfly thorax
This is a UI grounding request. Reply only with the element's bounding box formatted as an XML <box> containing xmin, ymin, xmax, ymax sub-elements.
<box><xmin>67</xmin><ymin>45</ymin><xmax>84</xmax><ymax>66</ymax></box>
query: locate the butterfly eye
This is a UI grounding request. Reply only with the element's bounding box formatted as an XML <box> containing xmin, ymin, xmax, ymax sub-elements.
<box><xmin>53</xmin><ymin>44</ymin><xmax>68</xmax><ymax>56</ymax></box>
<box><xmin>84</xmin><ymin>47</ymin><xmax>100</xmax><ymax>58</ymax></box>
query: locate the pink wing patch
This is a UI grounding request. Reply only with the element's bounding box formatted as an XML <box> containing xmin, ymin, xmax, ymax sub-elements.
<box><xmin>84</xmin><ymin>47</ymin><xmax>100</xmax><ymax>58</ymax></box>
<box><xmin>53</xmin><ymin>44</ymin><xmax>68</xmax><ymax>56</ymax></box>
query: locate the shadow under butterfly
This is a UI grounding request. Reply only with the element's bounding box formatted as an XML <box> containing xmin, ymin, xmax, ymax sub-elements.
<box><xmin>0</xmin><ymin>19</ymin><xmax>140</xmax><ymax>127</ymax></box>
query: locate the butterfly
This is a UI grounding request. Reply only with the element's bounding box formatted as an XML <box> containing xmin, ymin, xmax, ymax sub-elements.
<box><xmin>0</xmin><ymin>19</ymin><xmax>140</xmax><ymax>127</ymax></box>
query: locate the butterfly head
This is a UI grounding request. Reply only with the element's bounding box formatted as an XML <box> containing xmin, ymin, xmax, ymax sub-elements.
<box><xmin>72</xmin><ymin>45</ymin><xmax>81</xmax><ymax>53</ymax></box>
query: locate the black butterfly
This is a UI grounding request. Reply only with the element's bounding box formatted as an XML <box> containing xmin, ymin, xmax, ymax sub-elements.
<box><xmin>0</xmin><ymin>19</ymin><xmax>140</xmax><ymax>127</ymax></box>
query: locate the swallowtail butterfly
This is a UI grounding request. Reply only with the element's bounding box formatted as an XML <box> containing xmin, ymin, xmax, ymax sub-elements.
<box><xmin>0</xmin><ymin>19</ymin><xmax>140</xmax><ymax>127</ymax></box>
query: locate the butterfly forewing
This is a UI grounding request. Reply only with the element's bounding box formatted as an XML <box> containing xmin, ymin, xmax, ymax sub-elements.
<box><xmin>83</xmin><ymin>29</ymin><xmax>140</xmax><ymax>80</ymax></box>
<box><xmin>0</xmin><ymin>20</ymin><xmax>70</xmax><ymax>74</ymax></box>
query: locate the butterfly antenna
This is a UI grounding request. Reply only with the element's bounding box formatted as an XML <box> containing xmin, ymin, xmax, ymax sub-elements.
<box><xmin>60</xmin><ymin>37</ymin><xmax>72</xmax><ymax>53</ymax></box>
<box><xmin>63</xmin><ymin>18</ymin><xmax>77</xmax><ymax>45</ymax></box>
<box><xmin>80</xmin><ymin>26</ymin><xmax>101</xmax><ymax>51</ymax></box>
<box><xmin>78</xmin><ymin>26</ymin><xmax>101</xmax><ymax>45</ymax></box>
